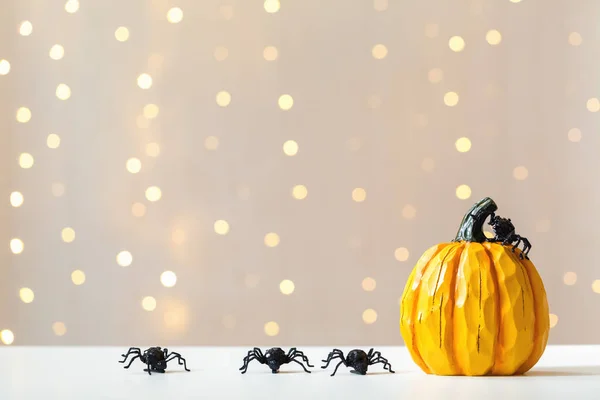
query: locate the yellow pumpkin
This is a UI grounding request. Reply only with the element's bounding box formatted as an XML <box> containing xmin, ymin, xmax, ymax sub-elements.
<box><xmin>399</xmin><ymin>197</ymin><xmax>549</xmax><ymax>376</ymax></box>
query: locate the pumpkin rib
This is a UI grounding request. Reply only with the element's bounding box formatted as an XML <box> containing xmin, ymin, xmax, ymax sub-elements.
<box><xmin>515</xmin><ymin>254</ymin><xmax>550</xmax><ymax>374</ymax></box>
<box><xmin>403</xmin><ymin>244</ymin><xmax>446</xmax><ymax>373</ymax></box>
<box><xmin>448</xmin><ymin>244</ymin><xmax>465</xmax><ymax>375</ymax></box>
<box><xmin>481</xmin><ymin>243</ymin><xmax>502</xmax><ymax>375</ymax></box>
<box><xmin>502</xmin><ymin>246</ymin><xmax>536</xmax><ymax>374</ymax></box>
<box><xmin>415</xmin><ymin>243</ymin><xmax>460</xmax><ymax>374</ymax></box>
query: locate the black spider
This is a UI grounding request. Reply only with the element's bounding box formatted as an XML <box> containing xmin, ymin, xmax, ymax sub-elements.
<box><xmin>119</xmin><ymin>346</ymin><xmax>190</xmax><ymax>375</ymax></box>
<box><xmin>239</xmin><ymin>347</ymin><xmax>314</xmax><ymax>374</ymax></box>
<box><xmin>488</xmin><ymin>213</ymin><xmax>531</xmax><ymax>259</ymax></box>
<box><xmin>321</xmin><ymin>348</ymin><xmax>395</xmax><ymax>376</ymax></box>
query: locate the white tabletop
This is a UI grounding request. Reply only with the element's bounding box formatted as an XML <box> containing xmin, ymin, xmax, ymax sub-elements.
<box><xmin>1</xmin><ymin>345</ymin><xmax>599</xmax><ymax>399</ymax></box>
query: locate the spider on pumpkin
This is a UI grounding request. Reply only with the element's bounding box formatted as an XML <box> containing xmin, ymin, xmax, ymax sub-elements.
<box><xmin>239</xmin><ymin>347</ymin><xmax>314</xmax><ymax>374</ymax></box>
<box><xmin>321</xmin><ymin>348</ymin><xmax>395</xmax><ymax>376</ymax></box>
<box><xmin>119</xmin><ymin>346</ymin><xmax>190</xmax><ymax>375</ymax></box>
<box><xmin>488</xmin><ymin>213</ymin><xmax>532</xmax><ymax>259</ymax></box>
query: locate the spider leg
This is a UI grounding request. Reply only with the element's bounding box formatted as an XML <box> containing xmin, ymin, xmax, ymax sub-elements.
<box><xmin>240</xmin><ymin>350</ymin><xmax>261</xmax><ymax>374</ymax></box>
<box><xmin>368</xmin><ymin>350</ymin><xmax>382</xmax><ymax>361</ymax></box>
<box><xmin>254</xmin><ymin>348</ymin><xmax>266</xmax><ymax>362</ymax></box>
<box><xmin>288</xmin><ymin>349</ymin><xmax>314</xmax><ymax>368</ymax></box>
<box><xmin>146</xmin><ymin>359</ymin><xmax>152</xmax><ymax>375</ymax></box>
<box><xmin>290</xmin><ymin>359</ymin><xmax>311</xmax><ymax>373</ymax></box>
<box><xmin>521</xmin><ymin>237</ymin><xmax>531</xmax><ymax>259</ymax></box>
<box><xmin>119</xmin><ymin>347</ymin><xmax>141</xmax><ymax>363</ymax></box>
<box><xmin>321</xmin><ymin>349</ymin><xmax>345</xmax><ymax>369</ymax></box>
<box><xmin>122</xmin><ymin>354</ymin><xmax>140</xmax><ymax>369</ymax></box>
<box><xmin>369</xmin><ymin>356</ymin><xmax>395</xmax><ymax>373</ymax></box>
<box><xmin>366</xmin><ymin>348</ymin><xmax>375</xmax><ymax>358</ymax></box>
<box><xmin>511</xmin><ymin>235</ymin><xmax>523</xmax><ymax>254</ymax></box>
<box><xmin>330</xmin><ymin>360</ymin><xmax>345</xmax><ymax>377</ymax></box>
<box><xmin>165</xmin><ymin>351</ymin><xmax>190</xmax><ymax>371</ymax></box>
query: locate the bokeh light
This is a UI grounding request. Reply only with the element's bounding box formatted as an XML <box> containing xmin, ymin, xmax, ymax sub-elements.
<box><xmin>264</xmin><ymin>0</ymin><xmax>280</xmax><ymax>13</ymax></box>
<box><xmin>56</xmin><ymin>84</ymin><xmax>71</xmax><ymax>100</ymax></box>
<box><xmin>279</xmin><ymin>279</ymin><xmax>295</xmax><ymax>295</ymax></box>
<box><xmin>444</xmin><ymin>91</ymin><xmax>459</xmax><ymax>106</ymax></box>
<box><xmin>116</xmin><ymin>251</ymin><xmax>133</xmax><ymax>267</ymax></box>
<box><xmin>449</xmin><ymin>36</ymin><xmax>465</xmax><ymax>52</ymax></box>
<box><xmin>567</xmin><ymin>128</ymin><xmax>582</xmax><ymax>142</ymax></box>
<box><xmin>61</xmin><ymin>227</ymin><xmax>76</xmax><ymax>243</ymax></box>
<box><xmin>52</xmin><ymin>182</ymin><xmax>66</xmax><ymax>197</ymax></box>
<box><xmin>586</xmin><ymin>98</ymin><xmax>600</xmax><ymax>112</ymax></box>
<box><xmin>65</xmin><ymin>0</ymin><xmax>79</xmax><ymax>13</ymax></box>
<box><xmin>401</xmin><ymin>204</ymin><xmax>416</xmax><ymax>219</ymax></box>
<box><xmin>10</xmin><ymin>192</ymin><xmax>23</xmax><ymax>207</ymax></box>
<box><xmin>264</xmin><ymin>233</ymin><xmax>280</xmax><ymax>248</ymax></box>
<box><xmin>352</xmin><ymin>188</ymin><xmax>367</xmax><ymax>202</ymax></box>
<box><xmin>569</xmin><ymin>32</ymin><xmax>582</xmax><ymax>46</ymax></box>
<box><xmin>362</xmin><ymin>277</ymin><xmax>376</xmax><ymax>292</ymax></box>
<box><xmin>146</xmin><ymin>142</ymin><xmax>160</xmax><ymax>157</ymax></box>
<box><xmin>278</xmin><ymin>94</ymin><xmax>294</xmax><ymax>110</ymax></box>
<box><xmin>0</xmin><ymin>59</ymin><xmax>11</xmax><ymax>75</ymax></box>
<box><xmin>373</xmin><ymin>0</ymin><xmax>388</xmax><ymax>11</ymax></box>
<box><xmin>549</xmin><ymin>313</ymin><xmax>558</xmax><ymax>328</ymax></box>
<box><xmin>283</xmin><ymin>140</ymin><xmax>298</xmax><ymax>156</ymax></box>
<box><xmin>131</xmin><ymin>202</ymin><xmax>146</xmax><ymax>217</ymax></box>
<box><xmin>172</xmin><ymin>229</ymin><xmax>185</xmax><ymax>245</ymax></box>
<box><xmin>52</xmin><ymin>322</ymin><xmax>67</xmax><ymax>336</ymax></box>
<box><xmin>19</xmin><ymin>21</ymin><xmax>33</xmax><ymax>36</ymax></box>
<box><xmin>161</xmin><ymin>271</ymin><xmax>177</xmax><ymax>288</ymax></box>
<box><xmin>263</xmin><ymin>46</ymin><xmax>278</xmax><ymax>61</ymax></box>
<box><xmin>456</xmin><ymin>184</ymin><xmax>472</xmax><ymax>200</ymax></box>
<box><xmin>216</xmin><ymin>91</ymin><xmax>231</xmax><ymax>107</ymax></box>
<box><xmin>214</xmin><ymin>46</ymin><xmax>229</xmax><ymax>61</ymax></box>
<box><xmin>292</xmin><ymin>185</ymin><xmax>308</xmax><ymax>200</ymax></box>
<box><xmin>486</xmin><ymin>30</ymin><xmax>502</xmax><ymax>45</ymax></box>
<box><xmin>71</xmin><ymin>270</ymin><xmax>86</xmax><ymax>285</ymax></box>
<box><xmin>142</xmin><ymin>296</ymin><xmax>157</xmax><ymax>311</ymax></box>
<box><xmin>205</xmin><ymin>136</ymin><xmax>219</xmax><ymax>150</ymax></box>
<box><xmin>372</xmin><ymin>44</ymin><xmax>388</xmax><ymax>59</ymax></box>
<box><xmin>16</xmin><ymin>107</ymin><xmax>32</xmax><ymax>123</ymax></box>
<box><xmin>47</xmin><ymin>134</ymin><xmax>61</xmax><ymax>149</ymax></box>
<box><xmin>214</xmin><ymin>220</ymin><xmax>230</xmax><ymax>235</ymax></box>
<box><xmin>394</xmin><ymin>247</ymin><xmax>409</xmax><ymax>261</ymax></box>
<box><xmin>455</xmin><ymin>137</ymin><xmax>471</xmax><ymax>152</ymax></box>
<box><xmin>137</xmin><ymin>73</ymin><xmax>153</xmax><ymax>89</ymax></box>
<box><xmin>145</xmin><ymin>186</ymin><xmax>162</xmax><ymax>202</ymax></box>
<box><xmin>563</xmin><ymin>272</ymin><xmax>577</xmax><ymax>286</ymax></box>
<box><xmin>592</xmin><ymin>280</ymin><xmax>600</xmax><ymax>294</ymax></box>
<box><xmin>10</xmin><ymin>238</ymin><xmax>24</xmax><ymax>254</ymax></box>
<box><xmin>0</xmin><ymin>330</ymin><xmax>14</xmax><ymax>345</ymax></box>
<box><xmin>19</xmin><ymin>288</ymin><xmax>34</xmax><ymax>304</ymax></box>
<box><xmin>428</xmin><ymin>68</ymin><xmax>443</xmax><ymax>83</ymax></box>
<box><xmin>115</xmin><ymin>27</ymin><xmax>129</xmax><ymax>42</ymax></box>
<box><xmin>19</xmin><ymin>153</ymin><xmax>34</xmax><ymax>169</ymax></box>
<box><xmin>513</xmin><ymin>166</ymin><xmax>529</xmax><ymax>180</ymax></box>
<box><xmin>362</xmin><ymin>309</ymin><xmax>378</xmax><ymax>324</ymax></box>
<box><xmin>167</xmin><ymin>7</ymin><xmax>184</xmax><ymax>23</ymax></box>
<box><xmin>126</xmin><ymin>158</ymin><xmax>142</xmax><ymax>173</ymax></box>
<box><xmin>143</xmin><ymin>104</ymin><xmax>159</xmax><ymax>119</ymax></box>
<box><xmin>264</xmin><ymin>321</ymin><xmax>280</xmax><ymax>336</ymax></box>
<box><xmin>49</xmin><ymin>45</ymin><xmax>65</xmax><ymax>60</ymax></box>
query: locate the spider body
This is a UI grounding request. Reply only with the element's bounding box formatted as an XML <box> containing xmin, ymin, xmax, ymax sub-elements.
<box><xmin>488</xmin><ymin>213</ymin><xmax>532</xmax><ymax>259</ymax></box>
<box><xmin>321</xmin><ymin>348</ymin><xmax>395</xmax><ymax>376</ymax></box>
<box><xmin>119</xmin><ymin>346</ymin><xmax>190</xmax><ymax>375</ymax></box>
<box><xmin>239</xmin><ymin>347</ymin><xmax>314</xmax><ymax>374</ymax></box>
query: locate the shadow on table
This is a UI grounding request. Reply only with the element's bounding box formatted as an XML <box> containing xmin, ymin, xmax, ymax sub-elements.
<box><xmin>525</xmin><ymin>366</ymin><xmax>600</xmax><ymax>377</ymax></box>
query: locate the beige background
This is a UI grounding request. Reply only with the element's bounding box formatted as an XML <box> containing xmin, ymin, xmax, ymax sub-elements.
<box><xmin>1</xmin><ymin>0</ymin><xmax>598</xmax><ymax>346</ymax></box>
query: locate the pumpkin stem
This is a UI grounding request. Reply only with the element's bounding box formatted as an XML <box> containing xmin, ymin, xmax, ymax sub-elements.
<box><xmin>453</xmin><ymin>197</ymin><xmax>498</xmax><ymax>242</ymax></box>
